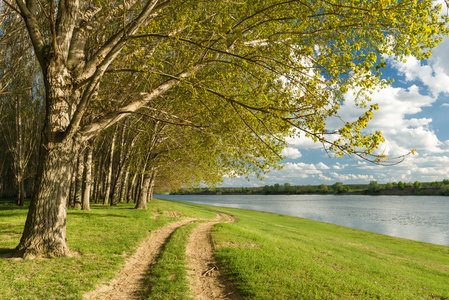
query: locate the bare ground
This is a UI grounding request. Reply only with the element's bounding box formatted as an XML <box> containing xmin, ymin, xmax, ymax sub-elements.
<box><xmin>83</xmin><ymin>218</ymin><xmax>194</xmax><ymax>300</ymax></box>
<box><xmin>84</xmin><ymin>213</ymin><xmax>242</xmax><ymax>299</ymax></box>
<box><xmin>186</xmin><ymin>214</ymin><xmax>244</xmax><ymax>299</ymax></box>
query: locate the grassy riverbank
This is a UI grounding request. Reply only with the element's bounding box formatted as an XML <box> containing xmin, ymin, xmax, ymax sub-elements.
<box><xmin>0</xmin><ymin>198</ymin><xmax>448</xmax><ymax>299</ymax></box>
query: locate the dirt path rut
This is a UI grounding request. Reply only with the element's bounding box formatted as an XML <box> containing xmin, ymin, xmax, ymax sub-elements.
<box><xmin>84</xmin><ymin>213</ymin><xmax>242</xmax><ymax>299</ymax></box>
<box><xmin>186</xmin><ymin>214</ymin><xmax>243</xmax><ymax>299</ymax></box>
<box><xmin>84</xmin><ymin>218</ymin><xmax>194</xmax><ymax>300</ymax></box>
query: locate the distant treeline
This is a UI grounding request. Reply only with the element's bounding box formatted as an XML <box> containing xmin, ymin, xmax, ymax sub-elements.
<box><xmin>173</xmin><ymin>180</ymin><xmax>449</xmax><ymax>196</ymax></box>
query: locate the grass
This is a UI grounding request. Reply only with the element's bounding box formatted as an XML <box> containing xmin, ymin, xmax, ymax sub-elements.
<box><xmin>142</xmin><ymin>222</ymin><xmax>198</xmax><ymax>299</ymax></box>
<box><xmin>207</xmin><ymin>206</ymin><xmax>449</xmax><ymax>299</ymax></box>
<box><xmin>0</xmin><ymin>198</ymin><xmax>448</xmax><ymax>299</ymax></box>
<box><xmin>0</xmin><ymin>198</ymin><xmax>213</xmax><ymax>300</ymax></box>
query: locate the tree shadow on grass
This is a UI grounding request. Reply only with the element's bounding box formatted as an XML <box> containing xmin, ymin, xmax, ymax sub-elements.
<box><xmin>0</xmin><ymin>248</ymin><xmax>16</xmax><ymax>258</ymax></box>
<box><xmin>0</xmin><ymin>199</ymin><xmax>30</xmax><ymax>211</ymax></box>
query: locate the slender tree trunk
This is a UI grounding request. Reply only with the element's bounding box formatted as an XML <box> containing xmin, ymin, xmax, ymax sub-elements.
<box><xmin>112</xmin><ymin>132</ymin><xmax>137</xmax><ymax>204</ymax></box>
<box><xmin>74</xmin><ymin>150</ymin><xmax>84</xmax><ymax>209</ymax></box>
<box><xmin>120</xmin><ymin>164</ymin><xmax>131</xmax><ymax>203</ymax></box>
<box><xmin>127</xmin><ymin>172</ymin><xmax>138</xmax><ymax>203</ymax></box>
<box><xmin>147</xmin><ymin>170</ymin><xmax>156</xmax><ymax>202</ymax></box>
<box><xmin>17</xmin><ymin>179</ymin><xmax>25</xmax><ymax>206</ymax></box>
<box><xmin>15</xmin><ymin>95</ymin><xmax>24</xmax><ymax>206</ymax></box>
<box><xmin>82</xmin><ymin>145</ymin><xmax>93</xmax><ymax>210</ymax></box>
<box><xmin>111</xmin><ymin>125</ymin><xmax>127</xmax><ymax>205</ymax></box>
<box><xmin>68</xmin><ymin>164</ymin><xmax>77</xmax><ymax>207</ymax></box>
<box><xmin>93</xmin><ymin>151</ymin><xmax>105</xmax><ymax>204</ymax></box>
<box><xmin>104</xmin><ymin>129</ymin><xmax>117</xmax><ymax>205</ymax></box>
<box><xmin>110</xmin><ymin>165</ymin><xmax>122</xmax><ymax>206</ymax></box>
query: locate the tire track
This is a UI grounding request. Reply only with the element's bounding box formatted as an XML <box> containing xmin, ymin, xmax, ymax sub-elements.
<box><xmin>186</xmin><ymin>213</ymin><xmax>243</xmax><ymax>299</ymax></box>
<box><xmin>83</xmin><ymin>218</ymin><xmax>194</xmax><ymax>300</ymax></box>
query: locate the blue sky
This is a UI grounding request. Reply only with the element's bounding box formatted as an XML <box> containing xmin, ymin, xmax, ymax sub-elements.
<box><xmin>222</xmin><ymin>23</ymin><xmax>449</xmax><ymax>187</ymax></box>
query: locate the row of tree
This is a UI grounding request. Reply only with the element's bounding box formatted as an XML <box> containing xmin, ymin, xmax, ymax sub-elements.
<box><xmin>1</xmin><ymin>0</ymin><xmax>447</xmax><ymax>258</ymax></box>
<box><xmin>178</xmin><ymin>180</ymin><xmax>449</xmax><ymax>195</ymax></box>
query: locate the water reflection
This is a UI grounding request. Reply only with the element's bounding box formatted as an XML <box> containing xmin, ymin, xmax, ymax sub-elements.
<box><xmin>155</xmin><ymin>194</ymin><xmax>449</xmax><ymax>246</ymax></box>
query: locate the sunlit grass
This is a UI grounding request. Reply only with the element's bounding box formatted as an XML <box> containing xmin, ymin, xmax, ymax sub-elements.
<box><xmin>1</xmin><ymin>198</ymin><xmax>448</xmax><ymax>299</ymax></box>
<box><xmin>0</xmin><ymin>198</ymin><xmax>210</xmax><ymax>299</ymax></box>
<box><xmin>206</xmin><ymin>206</ymin><xmax>449</xmax><ymax>299</ymax></box>
<box><xmin>142</xmin><ymin>222</ymin><xmax>198</xmax><ymax>299</ymax></box>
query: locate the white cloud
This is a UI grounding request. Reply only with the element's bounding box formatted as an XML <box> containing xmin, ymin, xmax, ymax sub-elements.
<box><xmin>386</xmin><ymin>54</ymin><xmax>449</xmax><ymax>96</ymax></box>
<box><xmin>318</xmin><ymin>174</ymin><xmax>332</xmax><ymax>181</ymax></box>
<box><xmin>334</xmin><ymin>81</ymin><xmax>446</xmax><ymax>157</ymax></box>
<box><xmin>281</xmin><ymin>147</ymin><xmax>302</xmax><ymax>159</ymax></box>
<box><xmin>284</xmin><ymin>131</ymin><xmax>323</xmax><ymax>150</ymax></box>
<box><xmin>316</xmin><ymin>162</ymin><xmax>330</xmax><ymax>170</ymax></box>
<box><xmin>329</xmin><ymin>172</ymin><xmax>375</xmax><ymax>182</ymax></box>
<box><xmin>333</xmin><ymin>162</ymin><xmax>348</xmax><ymax>170</ymax></box>
<box><xmin>284</xmin><ymin>162</ymin><xmax>321</xmax><ymax>174</ymax></box>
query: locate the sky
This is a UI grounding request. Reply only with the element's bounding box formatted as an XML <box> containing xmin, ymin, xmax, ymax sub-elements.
<box><xmin>221</xmin><ymin>10</ymin><xmax>449</xmax><ymax>187</ymax></box>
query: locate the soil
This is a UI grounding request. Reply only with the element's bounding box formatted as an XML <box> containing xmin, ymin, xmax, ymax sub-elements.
<box><xmin>186</xmin><ymin>214</ymin><xmax>243</xmax><ymax>300</ymax></box>
<box><xmin>84</xmin><ymin>213</ymin><xmax>243</xmax><ymax>300</ymax></box>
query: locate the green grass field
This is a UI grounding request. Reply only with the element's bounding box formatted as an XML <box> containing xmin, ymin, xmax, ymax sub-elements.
<box><xmin>0</xmin><ymin>198</ymin><xmax>448</xmax><ymax>299</ymax></box>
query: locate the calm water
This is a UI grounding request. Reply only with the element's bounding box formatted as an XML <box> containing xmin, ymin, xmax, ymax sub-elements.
<box><xmin>155</xmin><ymin>194</ymin><xmax>449</xmax><ymax>246</ymax></box>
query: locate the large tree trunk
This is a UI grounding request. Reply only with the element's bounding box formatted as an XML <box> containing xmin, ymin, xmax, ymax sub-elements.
<box><xmin>14</xmin><ymin>48</ymin><xmax>78</xmax><ymax>257</ymax></box>
<box><xmin>135</xmin><ymin>174</ymin><xmax>150</xmax><ymax>209</ymax></box>
<box><xmin>135</xmin><ymin>169</ymin><xmax>156</xmax><ymax>209</ymax></box>
<box><xmin>15</xmin><ymin>137</ymin><xmax>76</xmax><ymax>258</ymax></box>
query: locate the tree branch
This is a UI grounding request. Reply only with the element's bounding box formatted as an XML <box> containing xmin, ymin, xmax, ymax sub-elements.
<box><xmin>78</xmin><ymin>63</ymin><xmax>206</xmax><ymax>141</ymax></box>
<box><xmin>14</xmin><ymin>0</ymin><xmax>45</xmax><ymax>69</ymax></box>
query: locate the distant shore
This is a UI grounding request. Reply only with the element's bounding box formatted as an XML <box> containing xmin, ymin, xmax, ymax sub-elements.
<box><xmin>172</xmin><ymin>180</ymin><xmax>449</xmax><ymax>197</ymax></box>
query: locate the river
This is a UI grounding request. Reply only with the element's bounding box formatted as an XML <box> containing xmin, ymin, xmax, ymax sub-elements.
<box><xmin>154</xmin><ymin>194</ymin><xmax>449</xmax><ymax>246</ymax></box>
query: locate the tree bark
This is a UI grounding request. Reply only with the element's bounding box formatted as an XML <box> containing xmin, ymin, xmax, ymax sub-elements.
<box><xmin>14</xmin><ymin>40</ymin><xmax>78</xmax><ymax>257</ymax></box>
<box><xmin>104</xmin><ymin>128</ymin><xmax>117</xmax><ymax>205</ymax></box>
<box><xmin>120</xmin><ymin>164</ymin><xmax>131</xmax><ymax>203</ymax></box>
<box><xmin>68</xmin><ymin>164</ymin><xmax>76</xmax><ymax>208</ymax></box>
<box><xmin>15</xmin><ymin>95</ymin><xmax>24</xmax><ymax>206</ymax></box>
<box><xmin>82</xmin><ymin>145</ymin><xmax>93</xmax><ymax>210</ymax></box>
<box><xmin>110</xmin><ymin>165</ymin><xmax>122</xmax><ymax>206</ymax></box>
<box><xmin>147</xmin><ymin>170</ymin><xmax>156</xmax><ymax>202</ymax></box>
<box><xmin>15</xmin><ymin>137</ymin><xmax>76</xmax><ymax>258</ymax></box>
<box><xmin>74</xmin><ymin>150</ymin><xmax>84</xmax><ymax>209</ymax></box>
<box><xmin>127</xmin><ymin>172</ymin><xmax>138</xmax><ymax>203</ymax></box>
<box><xmin>135</xmin><ymin>174</ymin><xmax>150</xmax><ymax>209</ymax></box>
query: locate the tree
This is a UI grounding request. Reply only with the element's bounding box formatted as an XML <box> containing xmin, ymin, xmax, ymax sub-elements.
<box><xmin>332</xmin><ymin>182</ymin><xmax>347</xmax><ymax>193</ymax></box>
<box><xmin>367</xmin><ymin>181</ymin><xmax>380</xmax><ymax>192</ymax></box>
<box><xmin>318</xmin><ymin>184</ymin><xmax>328</xmax><ymax>194</ymax></box>
<box><xmin>82</xmin><ymin>144</ymin><xmax>93</xmax><ymax>210</ymax></box>
<box><xmin>284</xmin><ymin>183</ymin><xmax>294</xmax><ymax>194</ymax></box>
<box><xmin>3</xmin><ymin>0</ymin><xmax>447</xmax><ymax>257</ymax></box>
<box><xmin>306</xmin><ymin>185</ymin><xmax>315</xmax><ymax>193</ymax></box>
<box><xmin>0</xmin><ymin>10</ymin><xmax>43</xmax><ymax>204</ymax></box>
